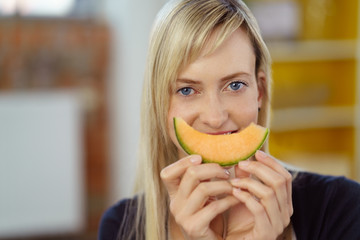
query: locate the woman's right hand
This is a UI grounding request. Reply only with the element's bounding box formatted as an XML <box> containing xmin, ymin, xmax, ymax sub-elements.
<box><xmin>160</xmin><ymin>155</ymin><xmax>239</xmax><ymax>240</ymax></box>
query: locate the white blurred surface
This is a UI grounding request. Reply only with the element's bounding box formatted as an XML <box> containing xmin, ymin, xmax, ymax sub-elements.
<box><xmin>249</xmin><ymin>0</ymin><xmax>301</xmax><ymax>40</ymax></box>
<box><xmin>0</xmin><ymin>0</ymin><xmax>74</xmax><ymax>16</ymax></box>
<box><xmin>0</xmin><ymin>91</ymin><xmax>85</xmax><ymax>238</ymax></box>
<box><xmin>104</xmin><ymin>0</ymin><xmax>168</xmax><ymax>203</ymax></box>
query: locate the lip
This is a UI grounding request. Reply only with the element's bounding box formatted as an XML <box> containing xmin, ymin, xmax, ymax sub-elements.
<box><xmin>206</xmin><ymin>130</ymin><xmax>238</xmax><ymax>135</ymax></box>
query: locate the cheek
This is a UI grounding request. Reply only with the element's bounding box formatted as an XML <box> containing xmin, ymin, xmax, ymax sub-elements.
<box><xmin>230</xmin><ymin>96</ymin><xmax>259</xmax><ymax>125</ymax></box>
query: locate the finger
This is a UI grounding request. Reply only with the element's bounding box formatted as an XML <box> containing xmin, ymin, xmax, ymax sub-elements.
<box><xmin>232</xmin><ymin>188</ymin><xmax>274</xmax><ymax>238</ymax></box>
<box><xmin>238</xmin><ymin>161</ymin><xmax>290</xmax><ymax>223</ymax></box>
<box><xmin>234</xmin><ymin>161</ymin><xmax>251</xmax><ymax>178</ymax></box>
<box><xmin>255</xmin><ymin>151</ymin><xmax>289</xmax><ymax>177</ymax></box>
<box><xmin>238</xmin><ymin>155</ymin><xmax>292</xmax><ymax>218</ymax></box>
<box><xmin>255</xmin><ymin>151</ymin><xmax>293</xmax><ymax>211</ymax></box>
<box><xmin>160</xmin><ymin>155</ymin><xmax>202</xmax><ymax>196</ymax></box>
<box><xmin>191</xmin><ymin>195</ymin><xmax>240</xmax><ymax>231</ymax></box>
<box><xmin>182</xmin><ymin>180</ymin><xmax>233</xmax><ymax>215</ymax></box>
<box><xmin>231</xmin><ymin>178</ymin><xmax>285</xmax><ymax>233</ymax></box>
<box><xmin>178</xmin><ymin>163</ymin><xmax>230</xmax><ymax>198</ymax></box>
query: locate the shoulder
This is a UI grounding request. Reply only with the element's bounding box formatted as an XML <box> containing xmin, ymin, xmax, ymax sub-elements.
<box><xmin>98</xmin><ymin>197</ymin><xmax>139</xmax><ymax>240</ymax></box>
<box><xmin>291</xmin><ymin>171</ymin><xmax>360</xmax><ymax>239</ymax></box>
<box><xmin>292</xmin><ymin>171</ymin><xmax>360</xmax><ymax>202</ymax></box>
<box><xmin>292</xmin><ymin>171</ymin><xmax>359</xmax><ymax>188</ymax></box>
<box><xmin>292</xmin><ymin>171</ymin><xmax>360</xmax><ymax>215</ymax></box>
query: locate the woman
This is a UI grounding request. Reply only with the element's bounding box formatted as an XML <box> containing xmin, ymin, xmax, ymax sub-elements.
<box><xmin>99</xmin><ymin>0</ymin><xmax>360</xmax><ymax>239</ymax></box>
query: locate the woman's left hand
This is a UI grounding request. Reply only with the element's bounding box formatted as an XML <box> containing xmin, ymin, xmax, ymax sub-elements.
<box><xmin>226</xmin><ymin>150</ymin><xmax>293</xmax><ymax>240</ymax></box>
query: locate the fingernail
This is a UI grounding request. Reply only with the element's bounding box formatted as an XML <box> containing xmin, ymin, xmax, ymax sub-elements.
<box><xmin>224</xmin><ymin>169</ymin><xmax>230</xmax><ymax>176</ymax></box>
<box><xmin>230</xmin><ymin>178</ymin><xmax>241</xmax><ymax>185</ymax></box>
<box><xmin>238</xmin><ymin>160</ymin><xmax>250</xmax><ymax>168</ymax></box>
<box><xmin>190</xmin><ymin>155</ymin><xmax>202</xmax><ymax>164</ymax></box>
<box><xmin>233</xmin><ymin>188</ymin><xmax>241</xmax><ymax>195</ymax></box>
<box><xmin>256</xmin><ymin>150</ymin><xmax>267</xmax><ymax>159</ymax></box>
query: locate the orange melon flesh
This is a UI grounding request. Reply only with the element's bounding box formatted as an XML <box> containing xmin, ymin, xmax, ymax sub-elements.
<box><xmin>174</xmin><ymin>117</ymin><xmax>269</xmax><ymax>166</ymax></box>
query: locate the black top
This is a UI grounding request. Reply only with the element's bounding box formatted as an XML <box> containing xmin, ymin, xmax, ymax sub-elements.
<box><xmin>98</xmin><ymin>171</ymin><xmax>360</xmax><ymax>240</ymax></box>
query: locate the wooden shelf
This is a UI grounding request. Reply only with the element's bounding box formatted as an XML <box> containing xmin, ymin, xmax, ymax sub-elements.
<box><xmin>255</xmin><ymin>0</ymin><xmax>360</xmax><ymax>180</ymax></box>
<box><xmin>267</xmin><ymin>40</ymin><xmax>358</xmax><ymax>62</ymax></box>
<box><xmin>270</xmin><ymin>106</ymin><xmax>354</xmax><ymax>132</ymax></box>
<box><xmin>0</xmin><ymin>19</ymin><xmax>110</xmax><ymax>233</ymax></box>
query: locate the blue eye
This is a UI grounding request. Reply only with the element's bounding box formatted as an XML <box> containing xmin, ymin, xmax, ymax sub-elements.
<box><xmin>228</xmin><ymin>81</ymin><xmax>244</xmax><ymax>91</ymax></box>
<box><xmin>178</xmin><ymin>87</ymin><xmax>194</xmax><ymax>96</ymax></box>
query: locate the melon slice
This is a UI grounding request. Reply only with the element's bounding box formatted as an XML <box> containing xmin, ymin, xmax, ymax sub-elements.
<box><xmin>174</xmin><ymin>117</ymin><xmax>269</xmax><ymax>166</ymax></box>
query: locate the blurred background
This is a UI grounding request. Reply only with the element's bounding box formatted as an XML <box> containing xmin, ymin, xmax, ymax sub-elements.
<box><xmin>0</xmin><ymin>0</ymin><xmax>358</xmax><ymax>239</ymax></box>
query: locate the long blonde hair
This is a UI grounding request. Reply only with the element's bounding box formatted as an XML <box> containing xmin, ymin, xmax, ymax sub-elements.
<box><xmin>126</xmin><ymin>0</ymin><xmax>272</xmax><ymax>239</ymax></box>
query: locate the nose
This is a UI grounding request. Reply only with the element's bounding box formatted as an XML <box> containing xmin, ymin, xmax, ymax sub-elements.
<box><xmin>199</xmin><ymin>94</ymin><xmax>228</xmax><ymax>129</ymax></box>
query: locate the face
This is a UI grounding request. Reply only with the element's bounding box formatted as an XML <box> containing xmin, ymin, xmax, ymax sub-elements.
<box><xmin>167</xmin><ymin>27</ymin><xmax>265</xmax><ymax>158</ymax></box>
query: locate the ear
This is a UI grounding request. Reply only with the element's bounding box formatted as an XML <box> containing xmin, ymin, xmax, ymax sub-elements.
<box><xmin>256</xmin><ymin>70</ymin><xmax>266</xmax><ymax>109</ymax></box>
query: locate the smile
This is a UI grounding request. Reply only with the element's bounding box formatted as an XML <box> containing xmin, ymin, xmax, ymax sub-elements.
<box><xmin>207</xmin><ymin>130</ymin><xmax>237</xmax><ymax>135</ymax></box>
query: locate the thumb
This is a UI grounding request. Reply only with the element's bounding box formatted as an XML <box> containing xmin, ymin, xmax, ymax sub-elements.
<box><xmin>160</xmin><ymin>155</ymin><xmax>202</xmax><ymax>197</ymax></box>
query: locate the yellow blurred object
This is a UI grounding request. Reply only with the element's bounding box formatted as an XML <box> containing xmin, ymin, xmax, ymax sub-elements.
<box><xmin>247</xmin><ymin>0</ymin><xmax>359</xmax><ymax>180</ymax></box>
<box><xmin>299</xmin><ymin>0</ymin><xmax>357</xmax><ymax>40</ymax></box>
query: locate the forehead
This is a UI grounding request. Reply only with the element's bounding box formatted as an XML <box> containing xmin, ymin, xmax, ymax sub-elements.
<box><xmin>201</xmin><ymin>27</ymin><xmax>253</xmax><ymax>57</ymax></box>
<box><xmin>178</xmin><ymin>27</ymin><xmax>256</xmax><ymax>79</ymax></box>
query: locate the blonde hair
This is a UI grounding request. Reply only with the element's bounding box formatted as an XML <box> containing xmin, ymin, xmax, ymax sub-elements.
<box><xmin>123</xmin><ymin>0</ymin><xmax>273</xmax><ymax>239</ymax></box>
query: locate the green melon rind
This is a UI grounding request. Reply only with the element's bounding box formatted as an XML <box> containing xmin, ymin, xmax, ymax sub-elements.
<box><xmin>174</xmin><ymin>117</ymin><xmax>269</xmax><ymax>167</ymax></box>
<box><xmin>174</xmin><ymin>118</ymin><xmax>193</xmax><ymax>156</ymax></box>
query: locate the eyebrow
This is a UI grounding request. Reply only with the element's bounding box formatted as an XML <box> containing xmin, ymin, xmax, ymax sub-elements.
<box><xmin>175</xmin><ymin>78</ymin><xmax>201</xmax><ymax>85</ymax></box>
<box><xmin>176</xmin><ymin>72</ymin><xmax>252</xmax><ymax>84</ymax></box>
<box><xmin>220</xmin><ymin>72</ymin><xmax>252</xmax><ymax>82</ymax></box>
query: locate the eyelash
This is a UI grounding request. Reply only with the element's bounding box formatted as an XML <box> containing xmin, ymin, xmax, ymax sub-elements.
<box><xmin>177</xmin><ymin>87</ymin><xmax>196</xmax><ymax>96</ymax></box>
<box><xmin>176</xmin><ymin>81</ymin><xmax>247</xmax><ymax>96</ymax></box>
<box><xmin>225</xmin><ymin>81</ymin><xmax>247</xmax><ymax>91</ymax></box>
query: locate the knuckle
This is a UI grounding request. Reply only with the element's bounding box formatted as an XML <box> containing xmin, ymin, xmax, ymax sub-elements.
<box><xmin>285</xmin><ymin>171</ymin><xmax>293</xmax><ymax>182</ymax></box>
<box><xmin>284</xmin><ymin>214</ymin><xmax>291</xmax><ymax>227</ymax></box>
<box><xmin>289</xmin><ymin>204</ymin><xmax>294</xmax><ymax>216</ymax></box>
<box><xmin>197</xmin><ymin>182</ymin><xmax>209</xmax><ymax>195</ymax></box>
<box><xmin>208</xmin><ymin>199</ymin><xmax>221</xmax><ymax>212</ymax></box>
<box><xmin>273</xmin><ymin>177</ymin><xmax>286</xmax><ymax>190</ymax></box>
<box><xmin>182</xmin><ymin>221</ymin><xmax>199</xmax><ymax>236</ymax></box>
<box><xmin>160</xmin><ymin>168</ymin><xmax>168</xmax><ymax>180</ymax></box>
<box><xmin>173</xmin><ymin>211</ymin><xmax>185</xmax><ymax>226</ymax></box>
<box><xmin>282</xmin><ymin>208</ymin><xmax>289</xmax><ymax>220</ymax></box>
<box><xmin>224</xmin><ymin>181</ymin><xmax>234</xmax><ymax>193</ymax></box>
<box><xmin>186</xmin><ymin>166</ymin><xmax>198</xmax><ymax>179</ymax></box>
<box><xmin>263</xmin><ymin>188</ymin><xmax>275</xmax><ymax>200</ymax></box>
